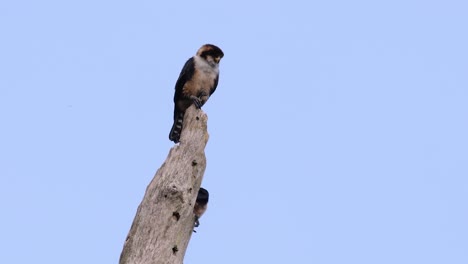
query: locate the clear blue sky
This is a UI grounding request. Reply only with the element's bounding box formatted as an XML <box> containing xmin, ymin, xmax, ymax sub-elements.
<box><xmin>1</xmin><ymin>1</ymin><xmax>467</xmax><ymax>263</ymax></box>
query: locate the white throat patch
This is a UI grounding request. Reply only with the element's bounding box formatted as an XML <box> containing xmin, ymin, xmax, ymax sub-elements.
<box><xmin>194</xmin><ymin>55</ymin><xmax>219</xmax><ymax>75</ymax></box>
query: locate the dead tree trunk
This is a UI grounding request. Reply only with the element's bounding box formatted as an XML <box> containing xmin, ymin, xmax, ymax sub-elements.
<box><xmin>120</xmin><ymin>105</ymin><xmax>209</xmax><ymax>264</ymax></box>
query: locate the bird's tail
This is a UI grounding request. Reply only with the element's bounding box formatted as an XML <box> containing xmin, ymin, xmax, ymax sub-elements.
<box><xmin>169</xmin><ymin>111</ymin><xmax>185</xmax><ymax>143</ymax></box>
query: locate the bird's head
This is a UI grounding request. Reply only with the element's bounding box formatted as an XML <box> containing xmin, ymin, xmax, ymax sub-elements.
<box><xmin>196</xmin><ymin>44</ymin><xmax>224</xmax><ymax>64</ymax></box>
<box><xmin>196</xmin><ymin>187</ymin><xmax>209</xmax><ymax>206</ymax></box>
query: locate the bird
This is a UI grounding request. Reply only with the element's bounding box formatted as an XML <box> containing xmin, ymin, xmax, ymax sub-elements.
<box><xmin>169</xmin><ymin>44</ymin><xmax>224</xmax><ymax>143</ymax></box>
<box><xmin>194</xmin><ymin>187</ymin><xmax>209</xmax><ymax>228</ymax></box>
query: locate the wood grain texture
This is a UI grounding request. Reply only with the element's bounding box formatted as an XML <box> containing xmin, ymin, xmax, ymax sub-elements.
<box><xmin>120</xmin><ymin>105</ymin><xmax>209</xmax><ymax>264</ymax></box>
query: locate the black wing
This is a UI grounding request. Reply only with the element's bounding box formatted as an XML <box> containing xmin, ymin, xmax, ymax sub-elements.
<box><xmin>173</xmin><ymin>57</ymin><xmax>195</xmax><ymax>103</ymax></box>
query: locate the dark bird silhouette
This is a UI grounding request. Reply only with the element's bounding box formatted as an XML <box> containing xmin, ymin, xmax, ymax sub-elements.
<box><xmin>194</xmin><ymin>187</ymin><xmax>209</xmax><ymax>228</ymax></box>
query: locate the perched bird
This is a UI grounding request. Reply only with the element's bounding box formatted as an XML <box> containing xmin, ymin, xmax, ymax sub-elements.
<box><xmin>169</xmin><ymin>44</ymin><xmax>224</xmax><ymax>143</ymax></box>
<box><xmin>194</xmin><ymin>187</ymin><xmax>209</xmax><ymax>228</ymax></box>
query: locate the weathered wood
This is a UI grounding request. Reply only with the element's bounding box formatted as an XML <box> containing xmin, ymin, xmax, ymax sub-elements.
<box><xmin>120</xmin><ymin>105</ymin><xmax>209</xmax><ymax>264</ymax></box>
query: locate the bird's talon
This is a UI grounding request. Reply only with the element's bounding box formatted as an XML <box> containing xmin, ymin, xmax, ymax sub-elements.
<box><xmin>192</xmin><ymin>98</ymin><xmax>202</xmax><ymax>108</ymax></box>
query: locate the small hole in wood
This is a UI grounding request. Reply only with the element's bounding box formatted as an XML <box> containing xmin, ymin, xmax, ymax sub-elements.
<box><xmin>196</xmin><ymin>116</ymin><xmax>199</xmax><ymax>120</ymax></box>
<box><xmin>192</xmin><ymin>160</ymin><xmax>197</xmax><ymax>166</ymax></box>
<box><xmin>172</xmin><ymin>212</ymin><xmax>180</xmax><ymax>221</ymax></box>
<box><xmin>172</xmin><ymin>246</ymin><xmax>179</xmax><ymax>255</ymax></box>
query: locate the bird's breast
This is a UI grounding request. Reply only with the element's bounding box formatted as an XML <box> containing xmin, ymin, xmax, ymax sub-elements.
<box><xmin>183</xmin><ymin>57</ymin><xmax>218</xmax><ymax>96</ymax></box>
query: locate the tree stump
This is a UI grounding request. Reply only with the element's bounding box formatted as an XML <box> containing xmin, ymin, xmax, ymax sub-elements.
<box><xmin>120</xmin><ymin>105</ymin><xmax>209</xmax><ymax>264</ymax></box>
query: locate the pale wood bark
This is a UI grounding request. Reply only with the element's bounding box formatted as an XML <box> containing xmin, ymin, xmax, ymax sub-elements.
<box><xmin>120</xmin><ymin>105</ymin><xmax>209</xmax><ymax>264</ymax></box>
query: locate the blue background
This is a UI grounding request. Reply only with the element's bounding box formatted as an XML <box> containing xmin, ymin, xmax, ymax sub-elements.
<box><xmin>1</xmin><ymin>1</ymin><xmax>467</xmax><ymax>263</ymax></box>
